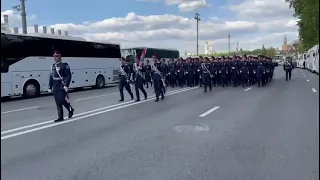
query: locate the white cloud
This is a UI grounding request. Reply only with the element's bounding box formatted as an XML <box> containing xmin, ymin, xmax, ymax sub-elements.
<box><xmin>178</xmin><ymin>0</ymin><xmax>210</xmax><ymax>12</ymax></box>
<box><xmin>1</xmin><ymin>10</ymin><xmax>36</xmax><ymax>27</ymax></box>
<box><xmin>139</xmin><ymin>0</ymin><xmax>210</xmax><ymax>12</ymax></box>
<box><xmin>1</xmin><ymin>0</ymin><xmax>298</xmax><ymax>54</ymax></box>
<box><xmin>227</xmin><ymin>0</ymin><xmax>294</xmax><ymax>20</ymax></box>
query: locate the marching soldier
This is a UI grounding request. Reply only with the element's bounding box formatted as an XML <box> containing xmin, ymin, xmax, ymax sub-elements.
<box><xmin>133</xmin><ymin>56</ymin><xmax>147</xmax><ymax>102</ymax></box>
<box><xmin>161</xmin><ymin>59</ymin><xmax>168</xmax><ymax>94</ymax></box>
<box><xmin>144</xmin><ymin>60</ymin><xmax>153</xmax><ymax>88</ymax></box>
<box><xmin>209</xmin><ymin>56</ymin><xmax>218</xmax><ymax>87</ymax></box>
<box><xmin>256</xmin><ymin>57</ymin><xmax>265</xmax><ymax>87</ymax></box>
<box><xmin>216</xmin><ymin>57</ymin><xmax>222</xmax><ymax>86</ymax></box>
<box><xmin>248</xmin><ymin>57</ymin><xmax>255</xmax><ymax>85</ymax></box>
<box><xmin>48</xmin><ymin>50</ymin><xmax>74</xmax><ymax>122</ymax></box>
<box><xmin>230</xmin><ymin>56</ymin><xmax>239</xmax><ymax>87</ymax></box>
<box><xmin>167</xmin><ymin>59</ymin><xmax>177</xmax><ymax>87</ymax></box>
<box><xmin>202</xmin><ymin>57</ymin><xmax>212</xmax><ymax>92</ymax></box>
<box><xmin>185</xmin><ymin>58</ymin><xmax>194</xmax><ymax>87</ymax></box>
<box><xmin>194</xmin><ymin>58</ymin><xmax>202</xmax><ymax>87</ymax></box>
<box><xmin>118</xmin><ymin>57</ymin><xmax>134</xmax><ymax>102</ymax></box>
<box><xmin>240</xmin><ymin>55</ymin><xmax>249</xmax><ymax>87</ymax></box>
<box><xmin>220</xmin><ymin>57</ymin><xmax>228</xmax><ymax>87</ymax></box>
<box><xmin>152</xmin><ymin>55</ymin><xmax>165</xmax><ymax>102</ymax></box>
<box><xmin>283</xmin><ymin>57</ymin><xmax>294</xmax><ymax>81</ymax></box>
<box><xmin>177</xmin><ymin>58</ymin><xmax>185</xmax><ymax>87</ymax></box>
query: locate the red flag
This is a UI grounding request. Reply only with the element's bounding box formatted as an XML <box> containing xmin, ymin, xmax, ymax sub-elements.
<box><xmin>140</xmin><ymin>47</ymin><xmax>147</xmax><ymax>63</ymax></box>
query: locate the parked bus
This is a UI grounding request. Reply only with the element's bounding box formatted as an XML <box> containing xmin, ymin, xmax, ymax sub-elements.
<box><xmin>1</xmin><ymin>32</ymin><xmax>121</xmax><ymax>98</ymax></box>
<box><xmin>121</xmin><ymin>47</ymin><xmax>180</xmax><ymax>64</ymax></box>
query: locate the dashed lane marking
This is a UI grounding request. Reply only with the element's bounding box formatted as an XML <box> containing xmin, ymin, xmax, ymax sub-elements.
<box><xmin>244</xmin><ymin>87</ymin><xmax>252</xmax><ymax>91</ymax></box>
<box><xmin>1</xmin><ymin>106</ymin><xmax>39</xmax><ymax>114</ymax></box>
<box><xmin>74</xmin><ymin>92</ymin><xmax>118</xmax><ymax>101</ymax></box>
<box><xmin>199</xmin><ymin>106</ymin><xmax>220</xmax><ymax>117</ymax></box>
<box><xmin>312</xmin><ymin>88</ymin><xmax>317</xmax><ymax>93</ymax></box>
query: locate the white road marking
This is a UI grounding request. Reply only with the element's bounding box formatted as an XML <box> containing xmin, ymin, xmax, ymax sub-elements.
<box><xmin>312</xmin><ymin>88</ymin><xmax>317</xmax><ymax>93</ymax></box>
<box><xmin>74</xmin><ymin>92</ymin><xmax>118</xmax><ymax>101</ymax></box>
<box><xmin>1</xmin><ymin>87</ymin><xmax>198</xmax><ymax>140</ymax></box>
<box><xmin>306</xmin><ymin>79</ymin><xmax>310</xmax><ymax>82</ymax></box>
<box><xmin>1</xmin><ymin>101</ymin><xmax>132</xmax><ymax>135</ymax></box>
<box><xmin>199</xmin><ymin>106</ymin><xmax>220</xmax><ymax>117</ymax></box>
<box><xmin>1</xmin><ymin>106</ymin><xmax>39</xmax><ymax>114</ymax></box>
<box><xmin>244</xmin><ymin>87</ymin><xmax>251</xmax><ymax>91</ymax></box>
<box><xmin>0</xmin><ymin>88</ymin><xmax>187</xmax><ymax>135</ymax></box>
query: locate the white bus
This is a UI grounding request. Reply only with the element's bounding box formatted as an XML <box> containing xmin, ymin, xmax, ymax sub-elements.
<box><xmin>1</xmin><ymin>32</ymin><xmax>121</xmax><ymax>98</ymax></box>
<box><xmin>121</xmin><ymin>47</ymin><xmax>180</xmax><ymax>64</ymax></box>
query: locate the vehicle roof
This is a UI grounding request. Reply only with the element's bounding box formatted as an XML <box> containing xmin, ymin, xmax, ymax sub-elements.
<box><xmin>121</xmin><ymin>47</ymin><xmax>179</xmax><ymax>51</ymax></box>
<box><xmin>1</xmin><ymin>32</ymin><xmax>120</xmax><ymax>46</ymax></box>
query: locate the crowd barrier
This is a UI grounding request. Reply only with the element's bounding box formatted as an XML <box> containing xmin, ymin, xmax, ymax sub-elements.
<box><xmin>294</xmin><ymin>44</ymin><xmax>319</xmax><ymax>74</ymax></box>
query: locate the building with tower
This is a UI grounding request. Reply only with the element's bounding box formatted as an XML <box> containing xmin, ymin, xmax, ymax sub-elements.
<box><xmin>204</xmin><ymin>41</ymin><xmax>209</xmax><ymax>55</ymax></box>
<box><xmin>281</xmin><ymin>34</ymin><xmax>294</xmax><ymax>54</ymax></box>
<box><xmin>204</xmin><ymin>41</ymin><xmax>215</xmax><ymax>55</ymax></box>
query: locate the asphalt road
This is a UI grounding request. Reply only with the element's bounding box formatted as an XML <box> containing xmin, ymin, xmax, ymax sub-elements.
<box><xmin>1</xmin><ymin>67</ymin><xmax>319</xmax><ymax>180</ymax></box>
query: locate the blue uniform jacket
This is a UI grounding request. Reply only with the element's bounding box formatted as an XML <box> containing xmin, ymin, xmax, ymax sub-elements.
<box><xmin>49</xmin><ymin>62</ymin><xmax>72</xmax><ymax>91</ymax></box>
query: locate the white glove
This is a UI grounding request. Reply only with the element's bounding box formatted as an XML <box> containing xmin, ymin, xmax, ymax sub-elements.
<box><xmin>47</xmin><ymin>89</ymin><xmax>52</xmax><ymax>93</ymax></box>
<box><xmin>63</xmin><ymin>86</ymin><xmax>68</xmax><ymax>92</ymax></box>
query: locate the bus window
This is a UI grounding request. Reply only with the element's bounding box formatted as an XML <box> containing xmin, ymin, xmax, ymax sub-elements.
<box><xmin>1</xmin><ymin>57</ymin><xmax>8</xmax><ymax>73</ymax></box>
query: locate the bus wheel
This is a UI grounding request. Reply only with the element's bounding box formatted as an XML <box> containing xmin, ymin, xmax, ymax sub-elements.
<box><xmin>23</xmin><ymin>80</ymin><xmax>40</xmax><ymax>98</ymax></box>
<box><xmin>95</xmin><ymin>75</ymin><xmax>105</xmax><ymax>89</ymax></box>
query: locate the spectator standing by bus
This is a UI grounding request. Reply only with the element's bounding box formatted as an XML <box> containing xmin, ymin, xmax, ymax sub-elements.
<box><xmin>48</xmin><ymin>51</ymin><xmax>74</xmax><ymax>122</ymax></box>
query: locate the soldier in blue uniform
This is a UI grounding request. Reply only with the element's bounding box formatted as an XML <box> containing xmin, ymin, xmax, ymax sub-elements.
<box><xmin>167</xmin><ymin>59</ymin><xmax>177</xmax><ymax>88</ymax></box>
<box><xmin>118</xmin><ymin>57</ymin><xmax>134</xmax><ymax>102</ymax></box>
<box><xmin>144</xmin><ymin>60</ymin><xmax>153</xmax><ymax>88</ymax></box>
<box><xmin>48</xmin><ymin>51</ymin><xmax>74</xmax><ymax>122</ymax></box>
<box><xmin>133</xmin><ymin>55</ymin><xmax>147</xmax><ymax>102</ymax></box>
<box><xmin>283</xmin><ymin>57</ymin><xmax>294</xmax><ymax>81</ymax></box>
<box><xmin>256</xmin><ymin>56</ymin><xmax>265</xmax><ymax>87</ymax></box>
<box><xmin>152</xmin><ymin>55</ymin><xmax>165</xmax><ymax>102</ymax></box>
<box><xmin>201</xmin><ymin>57</ymin><xmax>212</xmax><ymax>92</ymax></box>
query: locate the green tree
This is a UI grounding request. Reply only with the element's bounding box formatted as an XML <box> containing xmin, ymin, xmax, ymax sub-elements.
<box><xmin>285</xmin><ymin>0</ymin><xmax>319</xmax><ymax>51</ymax></box>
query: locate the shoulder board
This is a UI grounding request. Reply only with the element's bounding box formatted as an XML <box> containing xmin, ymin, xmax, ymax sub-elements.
<box><xmin>63</xmin><ymin>62</ymin><xmax>70</xmax><ymax>69</ymax></box>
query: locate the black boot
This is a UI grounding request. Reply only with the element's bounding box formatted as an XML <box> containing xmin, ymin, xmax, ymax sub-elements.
<box><xmin>54</xmin><ymin>117</ymin><xmax>64</xmax><ymax>122</ymax></box>
<box><xmin>68</xmin><ymin>108</ymin><xmax>74</xmax><ymax>119</ymax></box>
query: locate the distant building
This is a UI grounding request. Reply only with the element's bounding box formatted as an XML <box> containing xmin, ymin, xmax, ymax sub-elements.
<box><xmin>281</xmin><ymin>34</ymin><xmax>294</xmax><ymax>53</ymax></box>
<box><xmin>1</xmin><ymin>14</ymin><xmax>11</xmax><ymax>33</ymax></box>
<box><xmin>204</xmin><ymin>41</ymin><xmax>209</xmax><ymax>55</ymax></box>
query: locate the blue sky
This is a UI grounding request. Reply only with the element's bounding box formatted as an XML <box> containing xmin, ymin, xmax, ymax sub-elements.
<box><xmin>1</xmin><ymin>0</ymin><xmax>298</xmax><ymax>53</ymax></box>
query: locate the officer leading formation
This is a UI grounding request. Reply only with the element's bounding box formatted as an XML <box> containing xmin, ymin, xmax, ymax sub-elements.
<box><xmin>48</xmin><ymin>51</ymin><xmax>74</xmax><ymax>122</ymax></box>
<box><xmin>117</xmin><ymin>54</ymin><xmax>278</xmax><ymax>100</ymax></box>
<box><xmin>283</xmin><ymin>57</ymin><xmax>294</xmax><ymax>81</ymax></box>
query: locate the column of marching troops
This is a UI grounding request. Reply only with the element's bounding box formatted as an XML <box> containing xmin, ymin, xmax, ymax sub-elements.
<box><xmin>118</xmin><ymin>54</ymin><xmax>278</xmax><ymax>102</ymax></box>
<box><xmin>49</xmin><ymin>51</ymin><xmax>279</xmax><ymax>122</ymax></box>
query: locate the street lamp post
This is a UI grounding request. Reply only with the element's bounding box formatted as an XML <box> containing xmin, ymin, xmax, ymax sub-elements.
<box><xmin>12</xmin><ymin>0</ymin><xmax>27</xmax><ymax>34</ymax></box>
<box><xmin>194</xmin><ymin>13</ymin><xmax>201</xmax><ymax>56</ymax></box>
<box><xmin>228</xmin><ymin>33</ymin><xmax>230</xmax><ymax>55</ymax></box>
